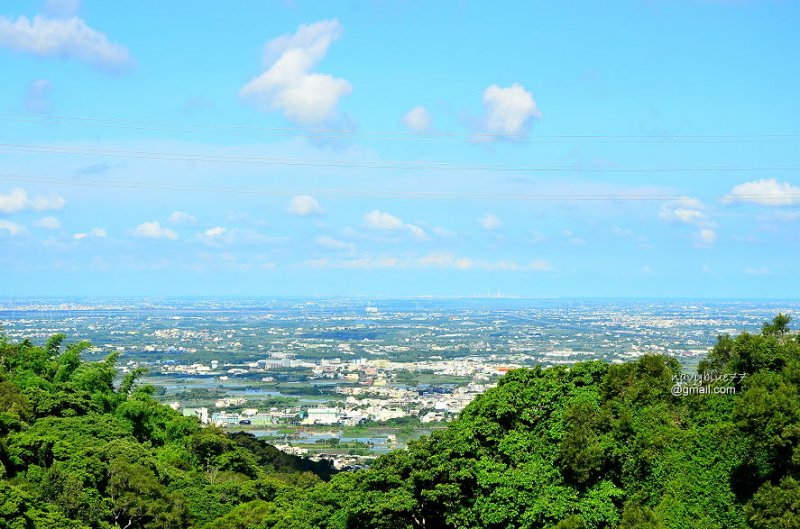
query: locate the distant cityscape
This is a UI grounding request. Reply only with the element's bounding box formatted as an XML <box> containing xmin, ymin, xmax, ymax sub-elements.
<box><xmin>1</xmin><ymin>297</ymin><xmax>796</xmax><ymax>469</ymax></box>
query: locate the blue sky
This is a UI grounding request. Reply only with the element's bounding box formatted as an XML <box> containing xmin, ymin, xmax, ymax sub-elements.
<box><xmin>0</xmin><ymin>0</ymin><xmax>799</xmax><ymax>297</ymax></box>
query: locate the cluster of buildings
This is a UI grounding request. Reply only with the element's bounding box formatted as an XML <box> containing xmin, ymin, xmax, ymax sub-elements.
<box><xmin>156</xmin><ymin>351</ymin><xmax>510</xmax><ymax>431</ymax></box>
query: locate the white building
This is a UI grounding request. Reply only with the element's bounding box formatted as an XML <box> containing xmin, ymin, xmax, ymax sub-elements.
<box><xmin>303</xmin><ymin>407</ymin><xmax>341</xmax><ymax>425</ymax></box>
<box><xmin>182</xmin><ymin>407</ymin><xmax>209</xmax><ymax>425</ymax></box>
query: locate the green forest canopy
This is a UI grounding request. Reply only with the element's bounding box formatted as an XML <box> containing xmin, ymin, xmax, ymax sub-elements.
<box><xmin>1</xmin><ymin>314</ymin><xmax>799</xmax><ymax>528</ymax></box>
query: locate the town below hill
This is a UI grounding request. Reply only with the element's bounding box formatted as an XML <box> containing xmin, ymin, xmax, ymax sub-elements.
<box><xmin>2</xmin><ymin>314</ymin><xmax>800</xmax><ymax>527</ymax></box>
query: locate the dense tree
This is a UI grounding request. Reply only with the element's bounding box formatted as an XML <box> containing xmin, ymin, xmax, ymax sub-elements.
<box><xmin>1</xmin><ymin>316</ymin><xmax>799</xmax><ymax>528</ymax></box>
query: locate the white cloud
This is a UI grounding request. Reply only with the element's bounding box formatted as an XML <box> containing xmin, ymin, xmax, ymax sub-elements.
<box><xmin>659</xmin><ymin>197</ymin><xmax>717</xmax><ymax>247</ymax></box>
<box><xmin>0</xmin><ymin>220</ymin><xmax>25</xmax><ymax>236</ymax></box>
<box><xmin>695</xmin><ymin>228</ymin><xmax>717</xmax><ymax>247</ymax></box>
<box><xmin>0</xmin><ymin>188</ymin><xmax>65</xmax><ymax>214</ymax></box>
<box><xmin>479</xmin><ymin>213</ymin><xmax>503</xmax><ymax>231</ymax></box>
<box><xmin>73</xmin><ymin>227</ymin><xmax>105</xmax><ymax>240</ymax></box>
<box><xmin>133</xmin><ymin>221</ymin><xmax>178</xmax><ymax>240</ymax></box>
<box><xmin>364</xmin><ymin>210</ymin><xmax>404</xmax><ymax>230</ymax></box>
<box><xmin>0</xmin><ymin>14</ymin><xmax>133</xmax><ymax>71</ymax></box>
<box><xmin>204</xmin><ymin>226</ymin><xmax>226</xmax><ymax>237</ymax></box>
<box><xmin>744</xmin><ymin>266</ymin><xmax>769</xmax><ymax>276</ymax></box>
<box><xmin>407</xmin><ymin>224</ymin><xmax>427</xmax><ymax>240</ymax></box>
<box><xmin>196</xmin><ymin>227</ymin><xmax>283</xmax><ymax>247</ymax></box>
<box><xmin>659</xmin><ymin>196</ymin><xmax>706</xmax><ymax>224</ymax></box>
<box><xmin>417</xmin><ymin>253</ymin><xmax>474</xmax><ymax>270</ymax></box>
<box><xmin>482</xmin><ymin>83</ymin><xmax>541</xmax><ymax>137</ymax></box>
<box><xmin>343</xmin><ymin>256</ymin><xmax>400</xmax><ymax>269</ymax></box>
<box><xmin>363</xmin><ymin>209</ymin><xmax>427</xmax><ymax>240</ymax></box>
<box><xmin>30</xmin><ymin>194</ymin><xmax>66</xmax><ymax>211</ymax></box>
<box><xmin>240</xmin><ymin>19</ymin><xmax>351</xmax><ymax>124</ymax></box>
<box><xmin>403</xmin><ymin>106</ymin><xmax>431</xmax><ymax>133</ymax></box>
<box><xmin>528</xmin><ymin>259</ymin><xmax>554</xmax><ymax>272</ymax></box>
<box><xmin>167</xmin><ymin>211</ymin><xmax>197</xmax><ymax>225</ymax></box>
<box><xmin>668</xmin><ymin>208</ymin><xmax>704</xmax><ymax>223</ymax></box>
<box><xmin>723</xmin><ymin>179</ymin><xmax>800</xmax><ymax>206</ymax></box>
<box><xmin>286</xmin><ymin>195</ymin><xmax>324</xmax><ymax>216</ymax></box>
<box><xmin>34</xmin><ymin>216</ymin><xmax>61</xmax><ymax>229</ymax></box>
<box><xmin>316</xmin><ymin>235</ymin><xmax>354</xmax><ymax>252</ymax></box>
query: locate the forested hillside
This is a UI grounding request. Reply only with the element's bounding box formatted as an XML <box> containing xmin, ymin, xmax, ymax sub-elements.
<box><xmin>2</xmin><ymin>315</ymin><xmax>800</xmax><ymax>528</ymax></box>
<box><xmin>0</xmin><ymin>334</ymin><xmax>333</xmax><ymax>529</ymax></box>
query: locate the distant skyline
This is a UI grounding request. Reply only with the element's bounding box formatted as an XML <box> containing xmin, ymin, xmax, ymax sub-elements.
<box><xmin>1</xmin><ymin>0</ymin><xmax>799</xmax><ymax>298</ymax></box>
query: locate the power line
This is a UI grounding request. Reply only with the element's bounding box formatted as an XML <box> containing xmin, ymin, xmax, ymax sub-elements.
<box><xmin>3</xmin><ymin>112</ymin><xmax>800</xmax><ymax>144</ymax></box>
<box><xmin>1</xmin><ymin>173</ymin><xmax>797</xmax><ymax>202</ymax></box>
<box><xmin>1</xmin><ymin>143</ymin><xmax>798</xmax><ymax>173</ymax></box>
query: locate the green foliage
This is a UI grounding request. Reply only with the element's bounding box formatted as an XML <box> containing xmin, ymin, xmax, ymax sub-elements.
<box><xmin>2</xmin><ymin>317</ymin><xmax>800</xmax><ymax>528</ymax></box>
<box><xmin>746</xmin><ymin>477</ymin><xmax>800</xmax><ymax>529</ymax></box>
<box><xmin>0</xmin><ymin>335</ymin><xmax>333</xmax><ymax>529</ymax></box>
<box><xmin>763</xmin><ymin>313</ymin><xmax>792</xmax><ymax>338</ymax></box>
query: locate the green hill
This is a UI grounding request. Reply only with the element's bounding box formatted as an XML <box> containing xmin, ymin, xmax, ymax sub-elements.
<box><xmin>2</xmin><ymin>314</ymin><xmax>799</xmax><ymax>528</ymax></box>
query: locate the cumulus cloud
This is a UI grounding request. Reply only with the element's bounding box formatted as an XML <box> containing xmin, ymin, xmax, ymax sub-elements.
<box><xmin>659</xmin><ymin>196</ymin><xmax>716</xmax><ymax>247</ymax></box>
<box><xmin>316</xmin><ymin>235</ymin><xmax>354</xmax><ymax>252</ymax></box>
<box><xmin>723</xmin><ymin>179</ymin><xmax>800</xmax><ymax>206</ymax></box>
<box><xmin>133</xmin><ymin>221</ymin><xmax>177</xmax><ymax>240</ymax></box>
<box><xmin>167</xmin><ymin>211</ymin><xmax>197</xmax><ymax>225</ymax></box>
<box><xmin>73</xmin><ymin>227</ymin><xmax>106</xmax><ymax>240</ymax></box>
<box><xmin>0</xmin><ymin>14</ymin><xmax>134</xmax><ymax>72</ymax></box>
<box><xmin>0</xmin><ymin>188</ymin><xmax>64</xmax><ymax>214</ymax></box>
<box><xmin>0</xmin><ymin>220</ymin><xmax>25</xmax><ymax>236</ymax></box>
<box><xmin>658</xmin><ymin>196</ymin><xmax>706</xmax><ymax>224</ymax></box>
<box><xmin>695</xmin><ymin>228</ymin><xmax>717</xmax><ymax>247</ymax></box>
<box><xmin>363</xmin><ymin>209</ymin><xmax>427</xmax><ymax>240</ymax></box>
<box><xmin>196</xmin><ymin>226</ymin><xmax>283</xmax><ymax>247</ymax></box>
<box><xmin>364</xmin><ymin>210</ymin><xmax>404</xmax><ymax>230</ymax></box>
<box><xmin>24</xmin><ymin>79</ymin><xmax>52</xmax><ymax>113</ymax></box>
<box><xmin>204</xmin><ymin>226</ymin><xmax>226</xmax><ymax>237</ymax></box>
<box><xmin>403</xmin><ymin>106</ymin><xmax>431</xmax><ymax>133</ymax></box>
<box><xmin>240</xmin><ymin>19</ymin><xmax>351</xmax><ymax>125</ymax></box>
<box><xmin>406</xmin><ymin>224</ymin><xmax>427</xmax><ymax>240</ymax></box>
<box><xmin>479</xmin><ymin>213</ymin><xmax>503</xmax><ymax>231</ymax></box>
<box><xmin>34</xmin><ymin>216</ymin><xmax>61</xmax><ymax>229</ymax></box>
<box><xmin>286</xmin><ymin>195</ymin><xmax>324</xmax><ymax>216</ymax></box>
<box><xmin>482</xmin><ymin>83</ymin><xmax>541</xmax><ymax>137</ymax></box>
